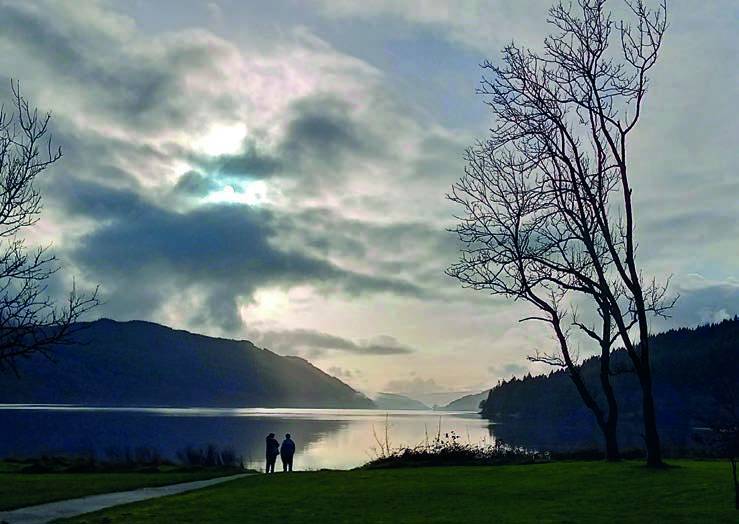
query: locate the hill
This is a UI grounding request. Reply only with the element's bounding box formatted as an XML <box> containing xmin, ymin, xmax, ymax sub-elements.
<box><xmin>0</xmin><ymin>319</ymin><xmax>374</xmax><ymax>409</ymax></box>
<box><xmin>482</xmin><ymin>317</ymin><xmax>739</xmax><ymax>452</ymax></box>
<box><xmin>373</xmin><ymin>392</ymin><xmax>429</xmax><ymax>410</ymax></box>
<box><xmin>439</xmin><ymin>390</ymin><xmax>489</xmax><ymax>411</ymax></box>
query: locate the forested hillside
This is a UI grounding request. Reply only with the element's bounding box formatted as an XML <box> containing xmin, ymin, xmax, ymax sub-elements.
<box><xmin>482</xmin><ymin>318</ymin><xmax>739</xmax><ymax>452</ymax></box>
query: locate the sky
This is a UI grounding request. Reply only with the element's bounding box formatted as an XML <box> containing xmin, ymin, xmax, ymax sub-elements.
<box><xmin>0</xmin><ymin>0</ymin><xmax>736</xmax><ymax>404</ymax></box>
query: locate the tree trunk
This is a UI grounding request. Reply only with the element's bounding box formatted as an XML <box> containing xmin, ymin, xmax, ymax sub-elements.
<box><xmin>566</xmin><ymin>370</ymin><xmax>618</xmax><ymax>462</ymax></box>
<box><xmin>604</xmin><ymin>422</ymin><xmax>620</xmax><ymax>462</ymax></box>
<box><xmin>731</xmin><ymin>458</ymin><xmax>738</xmax><ymax>510</ymax></box>
<box><xmin>600</xmin><ymin>381</ymin><xmax>619</xmax><ymax>462</ymax></box>
<box><xmin>636</xmin><ymin>336</ymin><xmax>663</xmax><ymax>467</ymax></box>
<box><xmin>598</xmin><ymin>312</ymin><xmax>619</xmax><ymax>461</ymax></box>
<box><xmin>638</xmin><ymin>376</ymin><xmax>661</xmax><ymax>467</ymax></box>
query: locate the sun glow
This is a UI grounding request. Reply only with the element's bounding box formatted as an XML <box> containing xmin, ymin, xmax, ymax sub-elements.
<box><xmin>205</xmin><ymin>180</ymin><xmax>268</xmax><ymax>206</ymax></box>
<box><xmin>240</xmin><ymin>287</ymin><xmax>314</xmax><ymax>326</ymax></box>
<box><xmin>193</xmin><ymin>123</ymin><xmax>247</xmax><ymax>156</ymax></box>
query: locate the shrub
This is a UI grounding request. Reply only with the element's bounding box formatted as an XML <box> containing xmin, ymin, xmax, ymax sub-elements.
<box><xmin>362</xmin><ymin>429</ymin><xmax>545</xmax><ymax>469</ymax></box>
<box><xmin>176</xmin><ymin>444</ymin><xmax>243</xmax><ymax>468</ymax></box>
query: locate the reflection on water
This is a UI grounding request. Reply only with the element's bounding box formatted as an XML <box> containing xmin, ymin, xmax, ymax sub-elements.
<box><xmin>0</xmin><ymin>405</ymin><xmax>493</xmax><ymax>470</ymax></box>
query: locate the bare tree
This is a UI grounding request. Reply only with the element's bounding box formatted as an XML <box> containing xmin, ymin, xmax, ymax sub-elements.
<box><xmin>0</xmin><ymin>83</ymin><xmax>98</xmax><ymax>373</ymax></box>
<box><xmin>448</xmin><ymin>0</ymin><xmax>672</xmax><ymax>466</ymax></box>
<box><xmin>449</xmin><ymin>147</ymin><xmax>622</xmax><ymax>460</ymax></box>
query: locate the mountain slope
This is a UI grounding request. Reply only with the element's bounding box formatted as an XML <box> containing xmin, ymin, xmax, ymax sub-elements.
<box><xmin>373</xmin><ymin>392</ymin><xmax>429</xmax><ymax>410</ymax></box>
<box><xmin>0</xmin><ymin>319</ymin><xmax>374</xmax><ymax>408</ymax></box>
<box><xmin>440</xmin><ymin>390</ymin><xmax>489</xmax><ymax>411</ymax></box>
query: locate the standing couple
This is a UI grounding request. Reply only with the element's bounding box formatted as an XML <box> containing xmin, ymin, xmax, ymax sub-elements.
<box><xmin>265</xmin><ymin>433</ymin><xmax>295</xmax><ymax>473</ymax></box>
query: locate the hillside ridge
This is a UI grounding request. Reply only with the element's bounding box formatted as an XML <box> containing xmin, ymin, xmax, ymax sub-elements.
<box><xmin>0</xmin><ymin>318</ymin><xmax>375</xmax><ymax>409</ymax></box>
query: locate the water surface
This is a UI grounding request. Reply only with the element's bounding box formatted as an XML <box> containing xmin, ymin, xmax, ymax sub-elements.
<box><xmin>0</xmin><ymin>405</ymin><xmax>493</xmax><ymax>470</ymax></box>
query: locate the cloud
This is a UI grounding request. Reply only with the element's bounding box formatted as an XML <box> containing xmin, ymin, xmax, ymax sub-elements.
<box><xmin>562</xmin><ymin>273</ymin><xmax>739</xmax><ymax>341</ymax></box>
<box><xmin>187</xmin><ymin>93</ymin><xmax>386</xmax><ymax>196</ymax></box>
<box><xmin>206</xmin><ymin>2</ymin><xmax>224</xmax><ymax>24</ymax></box>
<box><xmin>171</xmin><ymin>171</ymin><xmax>221</xmax><ymax>197</ymax></box>
<box><xmin>488</xmin><ymin>363</ymin><xmax>529</xmax><ymax>379</ymax></box>
<box><xmin>384</xmin><ymin>376</ymin><xmax>445</xmax><ymax>395</ymax></box>
<box><xmin>651</xmin><ymin>275</ymin><xmax>739</xmax><ymax>331</ymax></box>
<box><xmin>328</xmin><ymin>366</ymin><xmax>354</xmax><ymax>379</ymax></box>
<box><xmin>251</xmin><ymin>328</ymin><xmax>415</xmax><ymax>356</ymax></box>
<box><xmin>196</xmin><ymin>141</ymin><xmax>282</xmax><ymax>181</ymax></box>
<box><xmin>314</xmin><ymin>0</ymin><xmax>739</xmax><ymax>293</ymax></box>
<box><xmin>274</xmin><ymin>206</ymin><xmax>459</xmax><ymax>292</ymax></box>
<box><xmin>283</xmin><ymin>95</ymin><xmax>372</xmax><ymax>162</ymax></box>
<box><xmin>0</xmin><ymin>1</ymin><xmax>241</xmax><ymax>137</ymax></box>
<box><xmin>0</xmin><ymin>0</ymin><xmax>735</xmax><ymax>397</ymax></box>
<box><xmin>0</xmin><ymin>0</ymin><xmax>460</xmax><ymax>336</ymax></box>
<box><xmin>55</xmin><ymin>180</ymin><xmax>424</xmax><ymax>331</ymax></box>
<box><xmin>315</xmin><ymin>0</ymin><xmax>551</xmax><ymax>52</ymax></box>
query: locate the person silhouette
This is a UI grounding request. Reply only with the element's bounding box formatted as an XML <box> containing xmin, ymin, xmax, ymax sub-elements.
<box><xmin>265</xmin><ymin>433</ymin><xmax>279</xmax><ymax>473</ymax></box>
<box><xmin>280</xmin><ymin>433</ymin><xmax>296</xmax><ymax>472</ymax></box>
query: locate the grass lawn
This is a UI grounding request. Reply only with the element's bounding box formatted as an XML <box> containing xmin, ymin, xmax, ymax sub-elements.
<box><xmin>0</xmin><ymin>463</ymin><xmax>243</xmax><ymax>511</ymax></box>
<box><xmin>59</xmin><ymin>460</ymin><xmax>736</xmax><ymax>523</ymax></box>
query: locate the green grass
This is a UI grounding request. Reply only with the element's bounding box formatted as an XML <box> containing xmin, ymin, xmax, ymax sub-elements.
<box><xmin>60</xmin><ymin>460</ymin><xmax>736</xmax><ymax>523</ymax></box>
<box><xmin>0</xmin><ymin>464</ymin><xmax>243</xmax><ymax>511</ymax></box>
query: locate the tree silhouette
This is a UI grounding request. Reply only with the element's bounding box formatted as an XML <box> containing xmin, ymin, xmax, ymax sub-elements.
<box><xmin>0</xmin><ymin>83</ymin><xmax>98</xmax><ymax>373</ymax></box>
<box><xmin>448</xmin><ymin>0</ymin><xmax>670</xmax><ymax>466</ymax></box>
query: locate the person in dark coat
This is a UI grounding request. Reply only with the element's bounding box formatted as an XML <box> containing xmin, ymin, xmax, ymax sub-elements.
<box><xmin>280</xmin><ymin>433</ymin><xmax>296</xmax><ymax>472</ymax></box>
<box><xmin>265</xmin><ymin>433</ymin><xmax>279</xmax><ymax>473</ymax></box>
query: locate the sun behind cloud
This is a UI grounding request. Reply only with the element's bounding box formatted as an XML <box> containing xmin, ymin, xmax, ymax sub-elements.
<box><xmin>194</xmin><ymin>122</ymin><xmax>247</xmax><ymax>157</ymax></box>
<box><xmin>204</xmin><ymin>180</ymin><xmax>267</xmax><ymax>206</ymax></box>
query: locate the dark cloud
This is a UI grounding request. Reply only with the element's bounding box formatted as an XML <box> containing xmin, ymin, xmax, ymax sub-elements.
<box><xmin>254</xmin><ymin>328</ymin><xmax>414</xmax><ymax>356</ymax></box>
<box><xmin>281</xmin><ymin>95</ymin><xmax>371</xmax><ymax>163</ymax></box>
<box><xmin>171</xmin><ymin>171</ymin><xmax>221</xmax><ymax>197</ymax></box>
<box><xmin>194</xmin><ymin>141</ymin><xmax>282</xmax><ymax>180</ymax></box>
<box><xmin>188</xmin><ymin>94</ymin><xmax>384</xmax><ymax>197</ymax></box>
<box><xmin>362</xmin><ymin>337</ymin><xmax>416</xmax><ymax>355</ymax></box>
<box><xmin>0</xmin><ymin>3</ymin><xmax>239</xmax><ymax>133</ymax></box>
<box><xmin>55</xmin><ymin>180</ymin><xmax>423</xmax><ymax>330</ymax></box>
<box><xmin>276</xmin><ymin>207</ymin><xmax>454</xmax><ymax>281</ymax></box>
